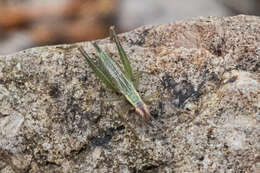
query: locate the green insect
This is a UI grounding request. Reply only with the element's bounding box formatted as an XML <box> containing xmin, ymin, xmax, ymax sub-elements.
<box><xmin>78</xmin><ymin>26</ymin><xmax>150</xmax><ymax>120</ymax></box>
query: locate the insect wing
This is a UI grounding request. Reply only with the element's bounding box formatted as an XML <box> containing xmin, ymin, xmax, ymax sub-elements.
<box><xmin>110</xmin><ymin>26</ymin><xmax>134</xmax><ymax>82</ymax></box>
<box><xmin>78</xmin><ymin>46</ymin><xmax>118</xmax><ymax>92</ymax></box>
<box><xmin>92</xmin><ymin>42</ymin><xmax>142</xmax><ymax>106</ymax></box>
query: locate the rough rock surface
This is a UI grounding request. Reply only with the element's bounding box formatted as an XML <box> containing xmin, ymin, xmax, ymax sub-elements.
<box><xmin>0</xmin><ymin>15</ymin><xmax>259</xmax><ymax>173</ymax></box>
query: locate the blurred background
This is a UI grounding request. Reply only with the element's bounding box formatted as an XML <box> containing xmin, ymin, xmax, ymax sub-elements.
<box><xmin>0</xmin><ymin>0</ymin><xmax>259</xmax><ymax>55</ymax></box>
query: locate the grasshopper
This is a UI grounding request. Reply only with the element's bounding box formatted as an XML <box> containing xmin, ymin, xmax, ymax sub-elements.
<box><xmin>78</xmin><ymin>26</ymin><xmax>150</xmax><ymax>120</ymax></box>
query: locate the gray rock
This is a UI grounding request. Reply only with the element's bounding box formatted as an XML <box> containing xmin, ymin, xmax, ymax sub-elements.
<box><xmin>0</xmin><ymin>15</ymin><xmax>259</xmax><ymax>173</ymax></box>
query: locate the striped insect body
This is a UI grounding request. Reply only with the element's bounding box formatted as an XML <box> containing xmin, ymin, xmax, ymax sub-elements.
<box><xmin>78</xmin><ymin>26</ymin><xmax>150</xmax><ymax>120</ymax></box>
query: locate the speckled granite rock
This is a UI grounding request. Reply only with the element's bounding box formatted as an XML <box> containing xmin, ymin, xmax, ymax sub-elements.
<box><xmin>0</xmin><ymin>15</ymin><xmax>259</xmax><ymax>173</ymax></box>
